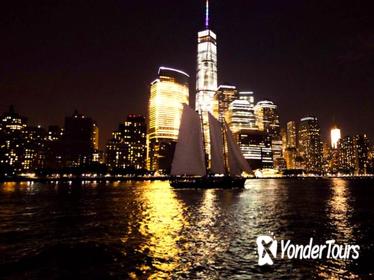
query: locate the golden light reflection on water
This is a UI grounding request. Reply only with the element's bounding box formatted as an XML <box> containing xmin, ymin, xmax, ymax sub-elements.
<box><xmin>241</xmin><ymin>179</ymin><xmax>288</xmax><ymax>235</ymax></box>
<box><xmin>170</xmin><ymin>188</ymin><xmax>233</xmax><ymax>274</ymax></box>
<box><xmin>135</xmin><ymin>181</ymin><xmax>187</xmax><ymax>279</ymax></box>
<box><xmin>318</xmin><ymin>178</ymin><xmax>357</xmax><ymax>279</ymax></box>
<box><xmin>328</xmin><ymin>178</ymin><xmax>353</xmax><ymax>241</ymax></box>
<box><xmin>0</xmin><ymin>181</ymin><xmax>32</xmax><ymax>193</ymax></box>
<box><xmin>200</xmin><ymin>189</ymin><xmax>216</xmax><ymax>228</ymax></box>
<box><xmin>193</xmin><ymin>189</ymin><xmax>225</xmax><ymax>263</ymax></box>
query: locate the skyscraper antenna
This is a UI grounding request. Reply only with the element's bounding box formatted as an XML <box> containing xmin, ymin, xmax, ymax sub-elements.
<box><xmin>205</xmin><ymin>0</ymin><xmax>209</xmax><ymax>29</ymax></box>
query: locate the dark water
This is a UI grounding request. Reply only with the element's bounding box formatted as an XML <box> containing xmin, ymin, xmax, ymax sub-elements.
<box><xmin>1</xmin><ymin>179</ymin><xmax>374</xmax><ymax>279</ymax></box>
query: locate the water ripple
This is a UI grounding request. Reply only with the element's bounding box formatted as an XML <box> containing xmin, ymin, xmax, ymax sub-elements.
<box><xmin>0</xmin><ymin>178</ymin><xmax>373</xmax><ymax>279</ymax></box>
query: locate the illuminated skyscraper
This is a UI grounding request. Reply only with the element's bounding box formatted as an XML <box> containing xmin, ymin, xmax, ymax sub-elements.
<box><xmin>337</xmin><ymin>134</ymin><xmax>370</xmax><ymax>175</ymax></box>
<box><xmin>0</xmin><ymin>106</ymin><xmax>28</xmax><ymax>175</ymax></box>
<box><xmin>147</xmin><ymin>67</ymin><xmax>189</xmax><ymax>173</ymax></box>
<box><xmin>254</xmin><ymin>100</ymin><xmax>281</xmax><ymax>167</ymax></box>
<box><xmin>106</xmin><ymin>115</ymin><xmax>146</xmax><ymax>171</ymax></box>
<box><xmin>62</xmin><ymin>111</ymin><xmax>99</xmax><ymax>167</ymax></box>
<box><xmin>227</xmin><ymin>99</ymin><xmax>252</xmax><ymax>133</ymax></box>
<box><xmin>237</xmin><ymin>130</ymin><xmax>273</xmax><ymax>170</ymax></box>
<box><xmin>298</xmin><ymin>116</ymin><xmax>323</xmax><ymax>174</ymax></box>
<box><xmin>254</xmin><ymin>100</ymin><xmax>280</xmax><ymax>136</ymax></box>
<box><xmin>22</xmin><ymin>125</ymin><xmax>46</xmax><ymax>171</ymax></box>
<box><xmin>227</xmin><ymin>91</ymin><xmax>257</xmax><ymax>132</ymax></box>
<box><xmin>214</xmin><ymin>85</ymin><xmax>237</xmax><ymax>121</ymax></box>
<box><xmin>196</xmin><ymin>0</ymin><xmax>218</xmax><ymax>114</ymax></box>
<box><xmin>324</xmin><ymin>126</ymin><xmax>341</xmax><ymax>174</ymax></box>
<box><xmin>330</xmin><ymin>126</ymin><xmax>341</xmax><ymax>149</ymax></box>
<box><xmin>286</xmin><ymin>121</ymin><xmax>297</xmax><ymax>148</ymax></box>
<box><xmin>238</xmin><ymin>91</ymin><xmax>256</xmax><ymax>128</ymax></box>
<box><xmin>195</xmin><ymin>0</ymin><xmax>218</xmax><ymax>162</ymax></box>
<box><xmin>284</xmin><ymin>121</ymin><xmax>298</xmax><ymax>169</ymax></box>
<box><xmin>369</xmin><ymin>145</ymin><xmax>374</xmax><ymax>174</ymax></box>
<box><xmin>337</xmin><ymin>136</ymin><xmax>355</xmax><ymax>174</ymax></box>
<box><xmin>353</xmin><ymin>134</ymin><xmax>370</xmax><ymax>175</ymax></box>
<box><xmin>45</xmin><ymin>125</ymin><xmax>64</xmax><ymax>169</ymax></box>
<box><xmin>218</xmin><ymin>89</ymin><xmax>257</xmax><ymax>134</ymax></box>
<box><xmin>281</xmin><ymin>127</ymin><xmax>287</xmax><ymax>154</ymax></box>
<box><xmin>0</xmin><ymin>106</ymin><xmax>47</xmax><ymax>174</ymax></box>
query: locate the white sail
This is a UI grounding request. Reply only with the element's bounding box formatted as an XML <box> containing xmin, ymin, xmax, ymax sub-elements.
<box><xmin>171</xmin><ymin>104</ymin><xmax>206</xmax><ymax>176</ymax></box>
<box><xmin>224</xmin><ymin>122</ymin><xmax>251</xmax><ymax>176</ymax></box>
<box><xmin>208</xmin><ymin>112</ymin><xmax>225</xmax><ymax>174</ymax></box>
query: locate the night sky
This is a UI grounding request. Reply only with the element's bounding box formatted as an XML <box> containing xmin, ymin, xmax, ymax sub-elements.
<box><xmin>1</xmin><ymin>0</ymin><xmax>373</xmax><ymax>148</ymax></box>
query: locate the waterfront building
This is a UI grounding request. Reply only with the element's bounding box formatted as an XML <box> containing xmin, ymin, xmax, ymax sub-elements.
<box><xmin>62</xmin><ymin>111</ymin><xmax>99</xmax><ymax>167</ymax></box>
<box><xmin>123</xmin><ymin>115</ymin><xmax>146</xmax><ymax>169</ymax></box>
<box><xmin>22</xmin><ymin>125</ymin><xmax>46</xmax><ymax>171</ymax></box>
<box><xmin>281</xmin><ymin>127</ymin><xmax>287</xmax><ymax>153</ymax></box>
<box><xmin>254</xmin><ymin>100</ymin><xmax>282</xmax><ymax>167</ymax></box>
<box><xmin>106</xmin><ymin>115</ymin><xmax>146</xmax><ymax>171</ymax></box>
<box><xmin>331</xmin><ymin>126</ymin><xmax>341</xmax><ymax>149</ymax></box>
<box><xmin>353</xmin><ymin>134</ymin><xmax>370</xmax><ymax>175</ymax></box>
<box><xmin>0</xmin><ymin>106</ymin><xmax>28</xmax><ymax>175</ymax></box>
<box><xmin>214</xmin><ymin>84</ymin><xmax>238</xmax><ymax>122</ymax></box>
<box><xmin>106</xmin><ymin>130</ymin><xmax>124</xmax><ymax>169</ymax></box>
<box><xmin>225</xmin><ymin>90</ymin><xmax>258</xmax><ymax>134</ymax></box>
<box><xmin>254</xmin><ymin>100</ymin><xmax>280</xmax><ymax>137</ymax></box>
<box><xmin>0</xmin><ymin>106</ymin><xmax>47</xmax><ymax>175</ymax></box>
<box><xmin>284</xmin><ymin>121</ymin><xmax>298</xmax><ymax>170</ymax></box>
<box><xmin>323</xmin><ymin>127</ymin><xmax>342</xmax><ymax>174</ymax></box>
<box><xmin>195</xmin><ymin>0</ymin><xmax>218</xmax><ymax>162</ymax></box>
<box><xmin>238</xmin><ymin>91</ymin><xmax>257</xmax><ymax>129</ymax></box>
<box><xmin>286</xmin><ymin>121</ymin><xmax>297</xmax><ymax>149</ymax></box>
<box><xmin>272</xmin><ymin>137</ymin><xmax>284</xmax><ymax>169</ymax></box>
<box><xmin>227</xmin><ymin>99</ymin><xmax>252</xmax><ymax>133</ymax></box>
<box><xmin>369</xmin><ymin>145</ymin><xmax>374</xmax><ymax>174</ymax></box>
<box><xmin>298</xmin><ymin>116</ymin><xmax>323</xmax><ymax>174</ymax></box>
<box><xmin>284</xmin><ymin>147</ymin><xmax>298</xmax><ymax>169</ymax></box>
<box><xmin>338</xmin><ymin>136</ymin><xmax>355</xmax><ymax>174</ymax></box>
<box><xmin>323</xmin><ymin>142</ymin><xmax>340</xmax><ymax>174</ymax></box>
<box><xmin>45</xmin><ymin>125</ymin><xmax>64</xmax><ymax>169</ymax></box>
<box><xmin>195</xmin><ymin>0</ymin><xmax>218</xmax><ymax>115</ymax></box>
<box><xmin>0</xmin><ymin>105</ymin><xmax>27</xmax><ymax>132</ymax></box>
<box><xmin>47</xmin><ymin>125</ymin><xmax>64</xmax><ymax>142</ymax></box>
<box><xmin>337</xmin><ymin>134</ymin><xmax>370</xmax><ymax>175</ymax></box>
<box><xmin>147</xmin><ymin>67</ymin><xmax>189</xmax><ymax>174</ymax></box>
<box><xmin>236</xmin><ymin>129</ymin><xmax>273</xmax><ymax>170</ymax></box>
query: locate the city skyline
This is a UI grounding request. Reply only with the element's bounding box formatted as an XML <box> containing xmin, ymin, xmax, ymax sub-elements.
<box><xmin>1</xmin><ymin>1</ymin><xmax>373</xmax><ymax>147</ymax></box>
<box><xmin>1</xmin><ymin>3</ymin><xmax>374</xmax><ymax>279</ymax></box>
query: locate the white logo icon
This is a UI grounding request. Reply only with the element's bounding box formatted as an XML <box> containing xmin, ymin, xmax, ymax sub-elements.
<box><xmin>256</xmin><ymin>235</ymin><xmax>278</xmax><ymax>266</ymax></box>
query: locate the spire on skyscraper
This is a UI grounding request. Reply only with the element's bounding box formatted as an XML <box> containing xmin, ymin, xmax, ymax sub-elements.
<box><xmin>205</xmin><ymin>0</ymin><xmax>209</xmax><ymax>29</ymax></box>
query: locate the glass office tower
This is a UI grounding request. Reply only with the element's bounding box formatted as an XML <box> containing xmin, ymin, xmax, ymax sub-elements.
<box><xmin>147</xmin><ymin>67</ymin><xmax>189</xmax><ymax>173</ymax></box>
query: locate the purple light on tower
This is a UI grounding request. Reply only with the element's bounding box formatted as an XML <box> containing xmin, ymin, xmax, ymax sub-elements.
<box><xmin>205</xmin><ymin>0</ymin><xmax>209</xmax><ymax>29</ymax></box>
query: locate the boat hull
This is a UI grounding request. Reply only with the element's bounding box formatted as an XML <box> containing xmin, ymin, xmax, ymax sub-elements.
<box><xmin>170</xmin><ymin>176</ymin><xmax>246</xmax><ymax>189</ymax></box>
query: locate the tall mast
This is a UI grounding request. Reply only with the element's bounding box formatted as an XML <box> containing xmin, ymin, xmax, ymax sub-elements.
<box><xmin>200</xmin><ymin>112</ymin><xmax>209</xmax><ymax>175</ymax></box>
<box><xmin>222</xmin><ymin>121</ymin><xmax>229</xmax><ymax>175</ymax></box>
<box><xmin>205</xmin><ymin>0</ymin><xmax>209</xmax><ymax>29</ymax></box>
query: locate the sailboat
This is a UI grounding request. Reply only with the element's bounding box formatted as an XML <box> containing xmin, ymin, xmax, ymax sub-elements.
<box><xmin>170</xmin><ymin>104</ymin><xmax>251</xmax><ymax>188</ymax></box>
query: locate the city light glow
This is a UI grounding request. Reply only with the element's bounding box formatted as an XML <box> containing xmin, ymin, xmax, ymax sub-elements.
<box><xmin>331</xmin><ymin>127</ymin><xmax>341</xmax><ymax>149</ymax></box>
